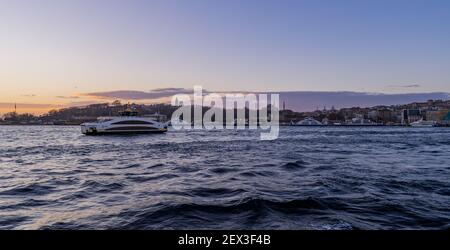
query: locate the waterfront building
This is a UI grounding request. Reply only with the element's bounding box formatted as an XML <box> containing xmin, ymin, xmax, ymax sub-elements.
<box><xmin>402</xmin><ymin>109</ymin><xmax>422</xmax><ymax>124</ymax></box>
<box><xmin>426</xmin><ymin>109</ymin><xmax>449</xmax><ymax>121</ymax></box>
<box><xmin>377</xmin><ymin>108</ymin><xmax>393</xmax><ymax>122</ymax></box>
<box><xmin>443</xmin><ymin>111</ymin><xmax>450</xmax><ymax>125</ymax></box>
<box><xmin>368</xmin><ymin>110</ymin><xmax>378</xmax><ymax>120</ymax></box>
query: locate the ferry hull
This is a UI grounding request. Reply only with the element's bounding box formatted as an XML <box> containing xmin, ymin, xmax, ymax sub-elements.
<box><xmin>81</xmin><ymin>123</ymin><xmax>168</xmax><ymax>135</ymax></box>
<box><xmin>82</xmin><ymin>128</ymin><xmax>168</xmax><ymax>135</ymax></box>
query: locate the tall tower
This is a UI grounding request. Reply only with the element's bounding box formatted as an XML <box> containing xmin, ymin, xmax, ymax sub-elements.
<box><xmin>283</xmin><ymin>101</ymin><xmax>286</xmax><ymax>111</ymax></box>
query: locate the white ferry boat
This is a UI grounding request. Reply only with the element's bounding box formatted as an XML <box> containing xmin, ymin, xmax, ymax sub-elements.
<box><xmin>81</xmin><ymin>109</ymin><xmax>168</xmax><ymax>135</ymax></box>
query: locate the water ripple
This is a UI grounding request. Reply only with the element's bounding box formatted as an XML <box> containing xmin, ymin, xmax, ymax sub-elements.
<box><xmin>0</xmin><ymin>126</ymin><xmax>449</xmax><ymax>229</ymax></box>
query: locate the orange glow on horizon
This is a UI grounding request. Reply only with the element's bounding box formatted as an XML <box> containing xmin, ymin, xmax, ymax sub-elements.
<box><xmin>0</xmin><ymin>107</ymin><xmax>57</xmax><ymax>116</ymax></box>
<box><xmin>0</xmin><ymin>96</ymin><xmax>173</xmax><ymax>116</ymax></box>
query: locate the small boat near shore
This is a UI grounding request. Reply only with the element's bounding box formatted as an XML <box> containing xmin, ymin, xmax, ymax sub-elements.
<box><xmin>410</xmin><ymin>119</ymin><xmax>437</xmax><ymax>127</ymax></box>
<box><xmin>81</xmin><ymin>109</ymin><xmax>168</xmax><ymax>135</ymax></box>
<box><xmin>291</xmin><ymin>117</ymin><xmax>323</xmax><ymax>126</ymax></box>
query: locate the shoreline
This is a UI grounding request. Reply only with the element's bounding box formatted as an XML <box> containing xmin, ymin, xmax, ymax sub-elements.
<box><xmin>1</xmin><ymin>124</ymin><xmax>449</xmax><ymax>127</ymax></box>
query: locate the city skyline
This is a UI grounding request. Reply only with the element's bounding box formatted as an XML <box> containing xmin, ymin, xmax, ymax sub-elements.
<box><xmin>2</xmin><ymin>90</ymin><xmax>449</xmax><ymax>115</ymax></box>
<box><xmin>1</xmin><ymin>0</ymin><xmax>450</xmax><ymax>113</ymax></box>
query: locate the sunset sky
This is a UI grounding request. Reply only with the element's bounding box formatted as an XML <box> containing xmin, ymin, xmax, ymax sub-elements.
<box><xmin>1</xmin><ymin>0</ymin><xmax>450</xmax><ymax>114</ymax></box>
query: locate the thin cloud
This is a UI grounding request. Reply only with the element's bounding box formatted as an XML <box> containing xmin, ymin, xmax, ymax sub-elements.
<box><xmin>152</xmin><ymin>88</ymin><xmax>190</xmax><ymax>92</ymax></box>
<box><xmin>387</xmin><ymin>84</ymin><xmax>421</xmax><ymax>88</ymax></box>
<box><xmin>66</xmin><ymin>101</ymin><xmax>107</xmax><ymax>107</ymax></box>
<box><xmin>81</xmin><ymin>88</ymin><xmax>253</xmax><ymax>100</ymax></box>
<box><xmin>82</xmin><ymin>88</ymin><xmax>197</xmax><ymax>100</ymax></box>
<box><xmin>56</xmin><ymin>95</ymin><xmax>80</xmax><ymax>99</ymax></box>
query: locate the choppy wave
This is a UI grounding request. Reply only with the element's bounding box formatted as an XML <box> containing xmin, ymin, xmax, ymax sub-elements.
<box><xmin>0</xmin><ymin>126</ymin><xmax>450</xmax><ymax>229</ymax></box>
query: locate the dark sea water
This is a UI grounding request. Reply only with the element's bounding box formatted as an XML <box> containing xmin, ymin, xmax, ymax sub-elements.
<box><xmin>0</xmin><ymin>126</ymin><xmax>449</xmax><ymax>230</ymax></box>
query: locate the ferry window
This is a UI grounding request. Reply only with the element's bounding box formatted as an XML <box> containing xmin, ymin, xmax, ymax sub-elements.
<box><xmin>112</xmin><ymin>120</ymin><xmax>153</xmax><ymax>125</ymax></box>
